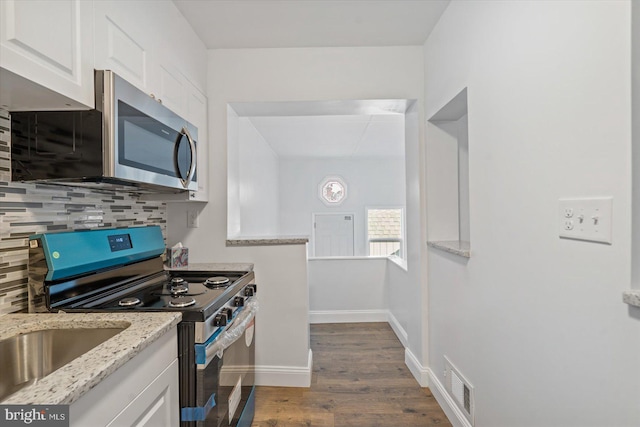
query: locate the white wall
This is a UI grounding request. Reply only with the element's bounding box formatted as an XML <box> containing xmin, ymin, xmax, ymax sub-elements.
<box><xmin>227</xmin><ymin>113</ymin><xmax>280</xmax><ymax>237</ymax></box>
<box><xmin>424</xmin><ymin>2</ymin><xmax>639</xmax><ymax>426</ymax></box>
<box><xmin>308</xmin><ymin>258</ymin><xmax>387</xmax><ymax>315</ymax></box>
<box><xmin>279</xmin><ymin>157</ymin><xmax>406</xmax><ymax>256</ymax></box>
<box><xmin>457</xmin><ymin>115</ymin><xmax>470</xmax><ymax>242</ymax></box>
<box><xmin>387</xmin><ymin>100</ymin><xmax>428</xmax><ymax>369</ymax></box>
<box><xmin>227</xmin><ymin>107</ymin><xmax>241</xmax><ymax>236</ymax></box>
<box><xmin>168</xmin><ymin>46</ymin><xmax>424</xmax><ymax>385</ymax></box>
<box><xmin>426</xmin><ymin>121</ymin><xmax>460</xmax><ymax>241</ymax></box>
<box><xmin>236</xmin><ymin>117</ymin><xmax>280</xmax><ymax>236</ymax></box>
<box><xmin>632</xmin><ymin>0</ymin><xmax>640</xmax><ymax>287</ymax></box>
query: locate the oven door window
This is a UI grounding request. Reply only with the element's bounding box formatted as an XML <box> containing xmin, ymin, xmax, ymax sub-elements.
<box><xmin>118</xmin><ymin>101</ymin><xmax>182</xmax><ymax>178</ymax></box>
<box><xmin>197</xmin><ymin>323</ymin><xmax>255</xmax><ymax>426</ymax></box>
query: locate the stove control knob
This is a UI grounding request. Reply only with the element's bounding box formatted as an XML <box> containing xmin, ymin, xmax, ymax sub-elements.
<box><xmin>233</xmin><ymin>296</ymin><xmax>245</xmax><ymax>307</ymax></box>
<box><xmin>213</xmin><ymin>313</ymin><xmax>228</xmax><ymax>327</ymax></box>
<box><xmin>244</xmin><ymin>286</ymin><xmax>254</xmax><ymax>297</ymax></box>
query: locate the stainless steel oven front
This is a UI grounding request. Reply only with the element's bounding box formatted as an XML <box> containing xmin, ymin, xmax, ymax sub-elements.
<box><xmin>180</xmin><ymin>287</ymin><xmax>257</xmax><ymax>427</ymax></box>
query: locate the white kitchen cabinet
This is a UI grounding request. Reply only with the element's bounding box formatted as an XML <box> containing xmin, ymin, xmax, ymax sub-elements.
<box><xmin>108</xmin><ymin>360</ymin><xmax>178</xmax><ymax>427</ymax></box>
<box><xmin>94</xmin><ymin>1</ymin><xmax>189</xmax><ymax>118</ymax></box>
<box><xmin>186</xmin><ymin>81</ymin><xmax>209</xmax><ymax>202</ymax></box>
<box><xmin>70</xmin><ymin>328</ymin><xmax>179</xmax><ymax>427</ymax></box>
<box><xmin>93</xmin><ymin>0</ymin><xmax>203</xmax><ymax>120</ymax></box>
<box><xmin>2</xmin><ymin>0</ymin><xmax>208</xmax><ymax>200</ymax></box>
<box><xmin>0</xmin><ymin>0</ymin><xmax>94</xmax><ymax>109</ymax></box>
<box><xmin>154</xmin><ymin>63</ymin><xmax>188</xmax><ymax>118</ymax></box>
<box><xmin>93</xmin><ymin>0</ymin><xmax>154</xmax><ymax>94</ymax></box>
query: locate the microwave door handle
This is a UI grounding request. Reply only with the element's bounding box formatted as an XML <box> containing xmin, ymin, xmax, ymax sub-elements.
<box><xmin>181</xmin><ymin>126</ymin><xmax>197</xmax><ymax>188</ymax></box>
<box><xmin>176</xmin><ymin>127</ymin><xmax>197</xmax><ymax>189</ymax></box>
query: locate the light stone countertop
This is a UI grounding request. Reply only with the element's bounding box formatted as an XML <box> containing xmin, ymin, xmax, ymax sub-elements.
<box><xmin>166</xmin><ymin>262</ymin><xmax>254</xmax><ymax>272</ymax></box>
<box><xmin>427</xmin><ymin>240</ymin><xmax>471</xmax><ymax>258</ymax></box>
<box><xmin>622</xmin><ymin>290</ymin><xmax>640</xmax><ymax>307</ymax></box>
<box><xmin>0</xmin><ymin>312</ymin><xmax>181</xmax><ymax>405</ymax></box>
<box><xmin>226</xmin><ymin>236</ymin><xmax>309</xmax><ymax>246</ymax></box>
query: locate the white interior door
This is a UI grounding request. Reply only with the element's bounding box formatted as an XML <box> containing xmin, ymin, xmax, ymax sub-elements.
<box><xmin>313</xmin><ymin>213</ymin><xmax>354</xmax><ymax>257</ymax></box>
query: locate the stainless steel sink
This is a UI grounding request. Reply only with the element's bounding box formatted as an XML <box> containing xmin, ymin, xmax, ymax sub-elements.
<box><xmin>0</xmin><ymin>327</ymin><xmax>127</xmax><ymax>401</ymax></box>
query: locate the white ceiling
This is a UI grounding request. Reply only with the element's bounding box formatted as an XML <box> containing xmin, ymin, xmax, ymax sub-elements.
<box><xmin>172</xmin><ymin>0</ymin><xmax>450</xmax><ymax>49</ymax></box>
<box><xmin>231</xmin><ymin>100</ymin><xmax>407</xmax><ymax>159</ymax></box>
<box><xmin>246</xmin><ymin>114</ymin><xmax>404</xmax><ymax>159</ymax></box>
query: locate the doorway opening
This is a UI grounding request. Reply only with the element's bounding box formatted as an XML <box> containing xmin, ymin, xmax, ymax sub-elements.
<box><xmin>227</xmin><ymin>99</ymin><xmax>410</xmax><ymax>260</ymax></box>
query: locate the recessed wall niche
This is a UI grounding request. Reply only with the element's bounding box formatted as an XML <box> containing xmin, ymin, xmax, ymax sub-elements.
<box><xmin>426</xmin><ymin>88</ymin><xmax>470</xmax><ymax>258</ymax></box>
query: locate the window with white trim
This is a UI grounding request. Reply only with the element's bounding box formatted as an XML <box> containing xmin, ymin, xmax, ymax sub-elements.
<box><xmin>367</xmin><ymin>208</ymin><xmax>404</xmax><ymax>259</ymax></box>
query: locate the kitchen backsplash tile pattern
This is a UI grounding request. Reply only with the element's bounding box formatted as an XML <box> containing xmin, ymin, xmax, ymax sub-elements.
<box><xmin>0</xmin><ymin>110</ymin><xmax>167</xmax><ymax>315</ymax></box>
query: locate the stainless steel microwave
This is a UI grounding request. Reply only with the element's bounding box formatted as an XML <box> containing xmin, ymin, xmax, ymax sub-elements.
<box><xmin>10</xmin><ymin>70</ymin><xmax>198</xmax><ymax>192</ymax></box>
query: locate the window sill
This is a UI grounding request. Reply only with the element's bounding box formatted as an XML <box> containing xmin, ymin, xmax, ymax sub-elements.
<box><xmin>308</xmin><ymin>256</ymin><xmax>390</xmax><ymax>261</ymax></box>
<box><xmin>427</xmin><ymin>240</ymin><xmax>470</xmax><ymax>258</ymax></box>
<box><xmin>622</xmin><ymin>290</ymin><xmax>640</xmax><ymax>308</ymax></box>
<box><xmin>388</xmin><ymin>256</ymin><xmax>408</xmax><ymax>271</ymax></box>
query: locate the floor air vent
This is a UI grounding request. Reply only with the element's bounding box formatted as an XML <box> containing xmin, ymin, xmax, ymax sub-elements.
<box><xmin>444</xmin><ymin>356</ymin><xmax>474</xmax><ymax>425</ymax></box>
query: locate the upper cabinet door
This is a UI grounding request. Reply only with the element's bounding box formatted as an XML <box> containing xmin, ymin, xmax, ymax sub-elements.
<box><xmin>186</xmin><ymin>82</ymin><xmax>208</xmax><ymax>202</ymax></box>
<box><xmin>93</xmin><ymin>0</ymin><xmax>152</xmax><ymax>94</ymax></box>
<box><xmin>155</xmin><ymin>63</ymin><xmax>187</xmax><ymax>118</ymax></box>
<box><xmin>94</xmin><ymin>1</ymin><xmax>188</xmax><ymax>118</ymax></box>
<box><xmin>0</xmin><ymin>0</ymin><xmax>94</xmax><ymax>109</ymax></box>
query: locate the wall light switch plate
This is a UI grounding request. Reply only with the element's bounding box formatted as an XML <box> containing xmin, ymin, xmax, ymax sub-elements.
<box><xmin>558</xmin><ymin>197</ymin><xmax>612</xmax><ymax>244</ymax></box>
<box><xmin>187</xmin><ymin>210</ymin><xmax>199</xmax><ymax>228</ymax></box>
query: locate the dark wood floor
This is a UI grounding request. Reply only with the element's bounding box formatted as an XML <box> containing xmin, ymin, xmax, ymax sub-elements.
<box><xmin>251</xmin><ymin>322</ymin><xmax>452</xmax><ymax>427</ymax></box>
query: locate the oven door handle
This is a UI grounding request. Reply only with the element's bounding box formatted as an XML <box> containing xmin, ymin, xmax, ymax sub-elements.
<box><xmin>199</xmin><ymin>299</ymin><xmax>258</xmax><ymax>369</ymax></box>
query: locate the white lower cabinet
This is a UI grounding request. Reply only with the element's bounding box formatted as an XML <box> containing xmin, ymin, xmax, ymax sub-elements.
<box><xmin>107</xmin><ymin>360</ymin><xmax>179</xmax><ymax>427</ymax></box>
<box><xmin>70</xmin><ymin>328</ymin><xmax>179</xmax><ymax>427</ymax></box>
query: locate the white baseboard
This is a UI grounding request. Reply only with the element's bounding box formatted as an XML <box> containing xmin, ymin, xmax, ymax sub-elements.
<box><xmin>404</xmin><ymin>347</ymin><xmax>430</xmax><ymax>387</ymax></box>
<box><xmin>255</xmin><ymin>349</ymin><xmax>313</xmax><ymax>387</ymax></box>
<box><xmin>427</xmin><ymin>368</ymin><xmax>473</xmax><ymax>427</ymax></box>
<box><xmin>309</xmin><ymin>309</ymin><xmax>388</xmax><ymax>324</ymax></box>
<box><xmin>387</xmin><ymin>311</ymin><xmax>408</xmax><ymax>348</ymax></box>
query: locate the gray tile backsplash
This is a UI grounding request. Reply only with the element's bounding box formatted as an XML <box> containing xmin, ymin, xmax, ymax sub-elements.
<box><xmin>0</xmin><ymin>110</ymin><xmax>167</xmax><ymax>315</ymax></box>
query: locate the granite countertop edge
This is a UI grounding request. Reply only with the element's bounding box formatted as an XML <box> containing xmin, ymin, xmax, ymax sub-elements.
<box><xmin>166</xmin><ymin>262</ymin><xmax>255</xmax><ymax>272</ymax></box>
<box><xmin>1</xmin><ymin>312</ymin><xmax>181</xmax><ymax>405</ymax></box>
<box><xmin>427</xmin><ymin>240</ymin><xmax>471</xmax><ymax>258</ymax></box>
<box><xmin>226</xmin><ymin>237</ymin><xmax>309</xmax><ymax>246</ymax></box>
<box><xmin>622</xmin><ymin>290</ymin><xmax>640</xmax><ymax>307</ymax></box>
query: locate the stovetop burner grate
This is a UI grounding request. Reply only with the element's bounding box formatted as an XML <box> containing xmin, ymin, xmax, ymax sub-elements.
<box><xmin>204</xmin><ymin>276</ymin><xmax>230</xmax><ymax>288</ymax></box>
<box><xmin>169</xmin><ymin>296</ymin><xmax>196</xmax><ymax>308</ymax></box>
<box><xmin>170</xmin><ymin>284</ymin><xmax>189</xmax><ymax>294</ymax></box>
<box><xmin>119</xmin><ymin>297</ymin><xmax>141</xmax><ymax>307</ymax></box>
